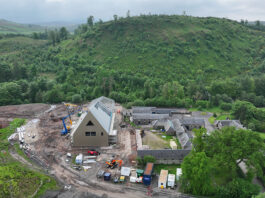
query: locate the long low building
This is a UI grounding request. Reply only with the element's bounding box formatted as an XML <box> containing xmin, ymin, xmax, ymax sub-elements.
<box><xmin>70</xmin><ymin>96</ymin><xmax>116</xmax><ymax>147</ymax></box>
<box><xmin>132</xmin><ymin>113</ymin><xmax>169</xmax><ymax>125</ymax></box>
<box><xmin>137</xmin><ymin>149</ymin><xmax>191</xmax><ymax>164</ymax></box>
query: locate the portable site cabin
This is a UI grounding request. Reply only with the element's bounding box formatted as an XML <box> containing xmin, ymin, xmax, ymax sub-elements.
<box><xmin>176</xmin><ymin>168</ymin><xmax>182</xmax><ymax>181</ymax></box>
<box><xmin>158</xmin><ymin>169</ymin><xmax>168</xmax><ymax>189</ymax></box>
<box><xmin>121</xmin><ymin>167</ymin><xmax>131</xmax><ymax>176</ymax></box>
<box><xmin>167</xmin><ymin>174</ymin><xmax>175</xmax><ymax>188</ymax></box>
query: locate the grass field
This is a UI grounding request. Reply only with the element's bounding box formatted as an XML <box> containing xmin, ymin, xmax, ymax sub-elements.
<box><xmin>154</xmin><ymin>164</ymin><xmax>181</xmax><ymax>175</ymax></box>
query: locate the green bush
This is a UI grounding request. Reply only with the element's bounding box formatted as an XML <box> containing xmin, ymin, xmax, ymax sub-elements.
<box><xmin>216</xmin><ymin>178</ymin><xmax>260</xmax><ymax>198</ymax></box>
<box><xmin>220</xmin><ymin>103</ymin><xmax>232</xmax><ymax>111</ymax></box>
<box><xmin>72</xmin><ymin>94</ymin><xmax>82</xmax><ymax>103</ymax></box>
<box><xmin>143</xmin><ymin>155</ymin><xmax>156</xmax><ymax>164</ymax></box>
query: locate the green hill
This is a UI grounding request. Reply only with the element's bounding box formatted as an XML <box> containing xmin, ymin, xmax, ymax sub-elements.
<box><xmin>0</xmin><ymin>19</ymin><xmax>44</xmax><ymax>34</ymax></box>
<box><xmin>0</xmin><ymin>15</ymin><xmax>265</xmax><ymax>130</ymax></box>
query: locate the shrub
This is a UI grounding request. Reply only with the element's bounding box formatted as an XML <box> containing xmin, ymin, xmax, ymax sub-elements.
<box><xmin>143</xmin><ymin>155</ymin><xmax>156</xmax><ymax>164</ymax></box>
<box><xmin>196</xmin><ymin>100</ymin><xmax>209</xmax><ymax>109</ymax></box>
<box><xmin>216</xmin><ymin>178</ymin><xmax>260</xmax><ymax>198</ymax></box>
<box><xmin>72</xmin><ymin>94</ymin><xmax>82</xmax><ymax>103</ymax></box>
<box><xmin>220</xmin><ymin>103</ymin><xmax>232</xmax><ymax>111</ymax></box>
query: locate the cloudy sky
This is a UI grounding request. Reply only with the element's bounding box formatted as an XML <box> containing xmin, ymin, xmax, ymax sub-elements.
<box><xmin>0</xmin><ymin>0</ymin><xmax>264</xmax><ymax>24</ymax></box>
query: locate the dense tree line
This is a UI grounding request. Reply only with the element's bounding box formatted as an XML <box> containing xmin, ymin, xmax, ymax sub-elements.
<box><xmin>181</xmin><ymin>127</ymin><xmax>264</xmax><ymax>197</ymax></box>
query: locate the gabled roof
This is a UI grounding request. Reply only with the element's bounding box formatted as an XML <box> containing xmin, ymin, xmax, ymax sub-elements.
<box><xmin>88</xmin><ymin>96</ymin><xmax>114</xmax><ymax>134</ymax></box>
<box><xmin>71</xmin><ymin>97</ymin><xmax>115</xmax><ymax>137</ymax></box>
<box><xmin>180</xmin><ymin>118</ymin><xmax>205</xmax><ymax>126</ymax></box>
<box><xmin>132</xmin><ymin>113</ymin><xmax>169</xmax><ymax>120</ymax></box>
<box><xmin>215</xmin><ymin>120</ymin><xmax>245</xmax><ymax>129</ymax></box>
<box><xmin>171</xmin><ymin>119</ymin><xmax>185</xmax><ymax>133</ymax></box>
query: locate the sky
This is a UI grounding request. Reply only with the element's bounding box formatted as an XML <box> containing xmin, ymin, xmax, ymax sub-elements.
<box><xmin>0</xmin><ymin>0</ymin><xmax>265</xmax><ymax>24</ymax></box>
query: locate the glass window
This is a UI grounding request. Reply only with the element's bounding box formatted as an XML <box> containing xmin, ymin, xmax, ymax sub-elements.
<box><xmin>91</xmin><ymin>132</ymin><xmax>96</xmax><ymax>136</ymax></box>
<box><xmin>87</xmin><ymin>121</ymin><xmax>94</xmax><ymax>126</ymax></box>
<box><xmin>101</xmin><ymin>132</ymin><xmax>104</xmax><ymax>136</ymax></box>
<box><xmin>85</xmin><ymin>132</ymin><xmax>90</xmax><ymax>136</ymax></box>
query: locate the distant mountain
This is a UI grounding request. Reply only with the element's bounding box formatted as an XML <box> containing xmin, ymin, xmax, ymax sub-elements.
<box><xmin>0</xmin><ymin>19</ymin><xmax>45</xmax><ymax>34</ymax></box>
<box><xmin>36</xmin><ymin>21</ymin><xmax>81</xmax><ymax>33</ymax></box>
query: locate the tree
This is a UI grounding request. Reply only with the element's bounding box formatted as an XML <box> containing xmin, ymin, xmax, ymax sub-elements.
<box><xmin>0</xmin><ymin>63</ymin><xmax>12</xmax><ymax>82</ymax></box>
<box><xmin>143</xmin><ymin>155</ymin><xmax>156</xmax><ymax>164</ymax></box>
<box><xmin>205</xmin><ymin>127</ymin><xmax>265</xmax><ymax>179</ymax></box>
<box><xmin>59</xmin><ymin>27</ymin><xmax>68</xmax><ymax>40</ymax></box>
<box><xmin>48</xmin><ymin>30</ymin><xmax>56</xmax><ymax>45</ymax></box>
<box><xmin>254</xmin><ymin>193</ymin><xmax>265</xmax><ymax>198</ymax></box>
<box><xmin>232</xmin><ymin>101</ymin><xmax>255</xmax><ymax>124</ymax></box>
<box><xmin>87</xmin><ymin>15</ymin><xmax>94</xmax><ymax>27</ymax></box>
<box><xmin>126</xmin><ymin>10</ymin><xmax>130</xmax><ymax>18</ymax></box>
<box><xmin>181</xmin><ymin>152</ymin><xmax>214</xmax><ymax>196</ymax></box>
<box><xmin>216</xmin><ymin>178</ymin><xmax>259</xmax><ymax>198</ymax></box>
<box><xmin>255</xmin><ymin>75</ymin><xmax>265</xmax><ymax>97</ymax></box>
<box><xmin>44</xmin><ymin>88</ymin><xmax>63</xmax><ymax>103</ymax></box>
<box><xmin>113</xmin><ymin>14</ymin><xmax>118</xmax><ymax>22</ymax></box>
<box><xmin>72</xmin><ymin>94</ymin><xmax>82</xmax><ymax>103</ymax></box>
<box><xmin>192</xmin><ymin>127</ymin><xmax>207</xmax><ymax>152</ymax></box>
<box><xmin>220</xmin><ymin>102</ymin><xmax>232</xmax><ymax>111</ymax></box>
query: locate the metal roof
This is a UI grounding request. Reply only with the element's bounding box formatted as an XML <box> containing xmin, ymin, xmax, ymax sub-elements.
<box><xmin>71</xmin><ymin>96</ymin><xmax>115</xmax><ymax>137</ymax></box>
<box><xmin>132</xmin><ymin>113</ymin><xmax>169</xmax><ymax>120</ymax></box>
<box><xmin>88</xmin><ymin>96</ymin><xmax>115</xmax><ymax>134</ymax></box>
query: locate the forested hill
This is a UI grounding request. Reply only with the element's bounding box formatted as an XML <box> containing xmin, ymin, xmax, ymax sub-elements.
<box><xmin>0</xmin><ymin>15</ymin><xmax>265</xmax><ymax>131</ymax></box>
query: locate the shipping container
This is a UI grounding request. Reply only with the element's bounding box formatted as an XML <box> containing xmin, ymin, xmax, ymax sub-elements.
<box><xmin>143</xmin><ymin>163</ymin><xmax>154</xmax><ymax>186</ymax></box>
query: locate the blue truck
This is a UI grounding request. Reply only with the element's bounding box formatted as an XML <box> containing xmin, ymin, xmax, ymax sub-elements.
<box><xmin>143</xmin><ymin>162</ymin><xmax>154</xmax><ymax>186</ymax></box>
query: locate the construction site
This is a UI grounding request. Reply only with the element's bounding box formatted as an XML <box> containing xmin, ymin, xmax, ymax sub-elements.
<box><xmin>1</xmin><ymin>97</ymin><xmax>196</xmax><ymax>198</ymax></box>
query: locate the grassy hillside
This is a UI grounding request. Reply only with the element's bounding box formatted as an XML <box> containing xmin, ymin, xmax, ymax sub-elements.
<box><xmin>0</xmin><ymin>36</ymin><xmax>47</xmax><ymax>56</ymax></box>
<box><xmin>0</xmin><ymin>19</ymin><xmax>44</xmax><ymax>34</ymax></box>
<box><xmin>0</xmin><ymin>15</ymin><xmax>265</xmax><ymax>131</ymax></box>
<box><xmin>64</xmin><ymin>15</ymin><xmax>265</xmax><ymax>83</ymax></box>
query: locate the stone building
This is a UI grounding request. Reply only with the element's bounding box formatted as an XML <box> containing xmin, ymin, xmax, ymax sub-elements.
<box><xmin>71</xmin><ymin>96</ymin><xmax>116</xmax><ymax>147</ymax></box>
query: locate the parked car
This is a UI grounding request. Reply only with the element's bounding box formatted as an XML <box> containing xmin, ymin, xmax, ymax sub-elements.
<box><xmin>88</xmin><ymin>149</ymin><xmax>100</xmax><ymax>156</ymax></box>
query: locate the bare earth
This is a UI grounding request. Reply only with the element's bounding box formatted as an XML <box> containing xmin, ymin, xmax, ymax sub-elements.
<box><xmin>3</xmin><ymin>103</ymin><xmax>194</xmax><ymax>198</ymax></box>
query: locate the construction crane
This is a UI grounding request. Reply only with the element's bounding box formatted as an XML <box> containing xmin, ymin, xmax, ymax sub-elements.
<box><xmin>106</xmin><ymin>159</ymin><xmax>123</xmax><ymax>169</ymax></box>
<box><xmin>61</xmin><ymin>103</ymin><xmax>81</xmax><ymax>135</ymax></box>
